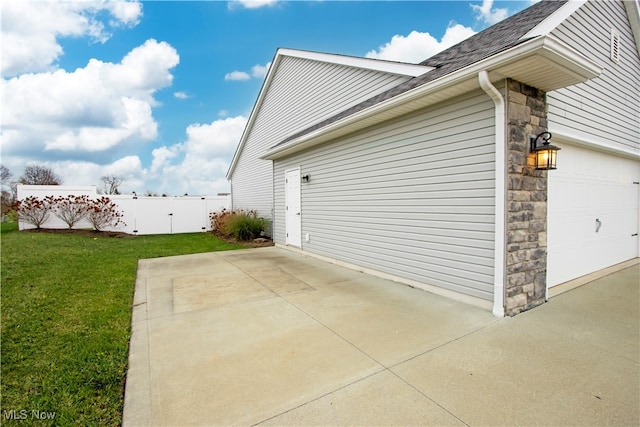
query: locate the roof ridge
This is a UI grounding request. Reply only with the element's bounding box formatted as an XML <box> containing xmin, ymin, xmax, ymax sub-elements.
<box><xmin>275</xmin><ymin>48</ymin><xmax>432</xmax><ymax>77</ymax></box>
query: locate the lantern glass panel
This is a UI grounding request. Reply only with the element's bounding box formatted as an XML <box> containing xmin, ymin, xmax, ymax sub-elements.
<box><xmin>535</xmin><ymin>148</ymin><xmax>557</xmax><ymax>169</ymax></box>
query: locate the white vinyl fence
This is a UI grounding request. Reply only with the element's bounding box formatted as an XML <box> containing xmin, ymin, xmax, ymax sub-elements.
<box><xmin>16</xmin><ymin>185</ymin><xmax>230</xmax><ymax>235</ymax></box>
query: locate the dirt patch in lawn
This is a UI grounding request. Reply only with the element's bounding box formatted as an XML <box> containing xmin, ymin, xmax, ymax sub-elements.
<box><xmin>22</xmin><ymin>228</ymin><xmax>275</xmax><ymax>247</ymax></box>
<box><xmin>23</xmin><ymin>228</ymin><xmax>133</xmax><ymax>238</ymax></box>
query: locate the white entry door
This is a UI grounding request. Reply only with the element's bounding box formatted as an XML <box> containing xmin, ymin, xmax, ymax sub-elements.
<box><xmin>285</xmin><ymin>168</ymin><xmax>302</xmax><ymax>247</ymax></box>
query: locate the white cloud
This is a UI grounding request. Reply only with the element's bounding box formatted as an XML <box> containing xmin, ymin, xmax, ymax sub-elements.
<box><xmin>183</xmin><ymin>117</ymin><xmax>246</xmax><ymax>158</ymax></box>
<box><xmin>148</xmin><ymin>116</ymin><xmax>247</xmax><ymax>195</ymax></box>
<box><xmin>104</xmin><ymin>156</ymin><xmax>147</xmax><ymax>191</ymax></box>
<box><xmin>1</xmin><ymin>0</ymin><xmax>143</xmax><ymax>77</ymax></box>
<box><xmin>251</xmin><ymin>62</ymin><xmax>271</xmax><ymax>78</ymax></box>
<box><xmin>62</xmin><ymin>156</ymin><xmax>146</xmax><ymax>193</ymax></box>
<box><xmin>0</xmin><ymin>1</ymin><xmax>237</xmax><ymax>197</ymax></box>
<box><xmin>105</xmin><ymin>1</ymin><xmax>143</xmax><ymax>26</ymax></box>
<box><xmin>0</xmin><ymin>156</ymin><xmax>147</xmax><ymax>194</ymax></box>
<box><xmin>225</xmin><ymin>62</ymin><xmax>271</xmax><ymax>82</ymax></box>
<box><xmin>116</xmin><ymin>39</ymin><xmax>179</xmax><ymax>99</ymax></box>
<box><xmin>1</xmin><ymin>39</ymin><xmax>179</xmax><ymax>155</ymax></box>
<box><xmin>224</xmin><ymin>70</ymin><xmax>251</xmax><ymax>81</ymax></box>
<box><xmin>228</xmin><ymin>0</ymin><xmax>278</xmax><ymax>10</ymax></box>
<box><xmin>470</xmin><ymin>0</ymin><xmax>509</xmax><ymax>26</ymax></box>
<box><xmin>150</xmin><ymin>145</ymin><xmax>181</xmax><ymax>175</ymax></box>
<box><xmin>45</xmin><ymin>98</ymin><xmax>157</xmax><ymax>152</ymax></box>
<box><xmin>366</xmin><ymin>24</ymin><xmax>477</xmax><ymax>63</ymax></box>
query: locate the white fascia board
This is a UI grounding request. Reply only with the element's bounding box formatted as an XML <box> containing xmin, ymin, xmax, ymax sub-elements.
<box><xmin>262</xmin><ymin>35</ymin><xmax>602</xmax><ymax>161</ymax></box>
<box><xmin>276</xmin><ymin>48</ymin><xmax>433</xmax><ymax>77</ymax></box>
<box><xmin>624</xmin><ymin>0</ymin><xmax>640</xmax><ymax>55</ymax></box>
<box><xmin>521</xmin><ymin>0</ymin><xmax>587</xmax><ymax>39</ymax></box>
<box><xmin>226</xmin><ymin>121</ymin><xmax>253</xmax><ymax>180</ymax></box>
<box><xmin>226</xmin><ymin>50</ymin><xmax>284</xmax><ymax>179</ymax></box>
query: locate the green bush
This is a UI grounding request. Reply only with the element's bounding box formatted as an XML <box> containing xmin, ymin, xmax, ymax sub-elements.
<box><xmin>226</xmin><ymin>214</ymin><xmax>265</xmax><ymax>241</ymax></box>
<box><xmin>209</xmin><ymin>209</ymin><xmax>265</xmax><ymax>241</ymax></box>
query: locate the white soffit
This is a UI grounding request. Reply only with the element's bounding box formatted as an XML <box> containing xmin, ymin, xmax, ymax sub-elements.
<box><xmin>276</xmin><ymin>48</ymin><xmax>434</xmax><ymax>77</ymax></box>
<box><xmin>492</xmin><ymin>35</ymin><xmax>602</xmax><ymax>91</ymax></box>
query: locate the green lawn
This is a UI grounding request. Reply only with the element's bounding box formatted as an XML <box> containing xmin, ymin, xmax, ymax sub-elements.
<box><xmin>1</xmin><ymin>223</ymin><xmax>243</xmax><ymax>426</ymax></box>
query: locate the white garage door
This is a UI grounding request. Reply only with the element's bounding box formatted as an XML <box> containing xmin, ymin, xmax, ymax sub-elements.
<box><xmin>547</xmin><ymin>143</ymin><xmax>639</xmax><ymax>287</ymax></box>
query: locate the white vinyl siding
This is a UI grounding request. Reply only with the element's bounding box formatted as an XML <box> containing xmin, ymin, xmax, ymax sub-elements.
<box><xmin>274</xmin><ymin>90</ymin><xmax>496</xmax><ymax>300</ymax></box>
<box><xmin>547</xmin><ymin>0</ymin><xmax>640</xmax><ymax>155</ymax></box>
<box><xmin>230</xmin><ymin>56</ymin><xmax>412</xmax><ymax>230</ymax></box>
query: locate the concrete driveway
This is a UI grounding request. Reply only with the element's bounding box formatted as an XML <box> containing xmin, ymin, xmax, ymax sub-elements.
<box><xmin>123</xmin><ymin>247</ymin><xmax>639</xmax><ymax>426</ymax></box>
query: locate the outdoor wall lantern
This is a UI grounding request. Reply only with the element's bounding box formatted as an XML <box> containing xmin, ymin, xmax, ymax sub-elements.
<box><xmin>301</xmin><ymin>174</ymin><xmax>310</xmax><ymax>183</ymax></box>
<box><xmin>529</xmin><ymin>131</ymin><xmax>560</xmax><ymax>170</ymax></box>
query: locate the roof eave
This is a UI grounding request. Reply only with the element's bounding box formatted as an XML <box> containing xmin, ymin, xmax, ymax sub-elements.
<box><xmin>261</xmin><ymin>35</ymin><xmax>602</xmax><ymax>161</ymax></box>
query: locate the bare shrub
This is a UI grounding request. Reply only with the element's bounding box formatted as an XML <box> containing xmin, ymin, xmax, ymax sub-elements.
<box><xmin>15</xmin><ymin>196</ymin><xmax>55</xmax><ymax>229</ymax></box>
<box><xmin>86</xmin><ymin>196</ymin><xmax>125</xmax><ymax>231</ymax></box>
<box><xmin>210</xmin><ymin>208</ymin><xmax>232</xmax><ymax>234</ymax></box>
<box><xmin>53</xmin><ymin>195</ymin><xmax>90</xmax><ymax>228</ymax></box>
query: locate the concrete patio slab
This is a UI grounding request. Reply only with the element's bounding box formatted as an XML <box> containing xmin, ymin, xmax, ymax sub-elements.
<box><xmin>259</xmin><ymin>370</ymin><xmax>465</xmax><ymax>426</ymax></box>
<box><xmin>391</xmin><ymin>263</ymin><xmax>640</xmax><ymax>426</ymax></box>
<box><xmin>147</xmin><ymin>298</ymin><xmax>383</xmax><ymax>426</ymax></box>
<box><xmin>123</xmin><ymin>247</ymin><xmax>639</xmax><ymax>426</ymax></box>
<box><xmin>392</xmin><ymin>314</ymin><xmax>638</xmax><ymax>426</ymax></box>
<box><xmin>285</xmin><ymin>275</ymin><xmax>494</xmax><ymax>367</ymax></box>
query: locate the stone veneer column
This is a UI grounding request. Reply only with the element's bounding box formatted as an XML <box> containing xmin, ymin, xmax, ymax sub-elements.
<box><xmin>504</xmin><ymin>80</ymin><xmax>548</xmax><ymax>316</ymax></box>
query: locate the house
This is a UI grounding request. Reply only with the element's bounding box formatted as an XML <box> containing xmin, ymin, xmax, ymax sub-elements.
<box><xmin>227</xmin><ymin>0</ymin><xmax>640</xmax><ymax>316</ymax></box>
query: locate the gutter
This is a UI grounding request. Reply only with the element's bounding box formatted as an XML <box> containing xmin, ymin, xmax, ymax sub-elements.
<box><xmin>478</xmin><ymin>71</ymin><xmax>506</xmax><ymax>318</ymax></box>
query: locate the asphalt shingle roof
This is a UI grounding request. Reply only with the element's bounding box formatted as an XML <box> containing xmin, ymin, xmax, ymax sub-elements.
<box><xmin>274</xmin><ymin>0</ymin><xmax>567</xmax><ymax>148</ymax></box>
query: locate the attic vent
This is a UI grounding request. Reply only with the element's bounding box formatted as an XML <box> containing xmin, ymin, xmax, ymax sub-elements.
<box><xmin>610</xmin><ymin>29</ymin><xmax>621</xmax><ymax>62</ymax></box>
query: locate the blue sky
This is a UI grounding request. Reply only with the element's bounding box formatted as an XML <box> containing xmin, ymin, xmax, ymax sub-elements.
<box><xmin>1</xmin><ymin>0</ymin><xmax>531</xmax><ymax>195</ymax></box>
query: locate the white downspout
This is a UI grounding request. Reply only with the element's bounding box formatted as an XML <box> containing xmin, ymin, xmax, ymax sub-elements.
<box><xmin>479</xmin><ymin>70</ymin><xmax>506</xmax><ymax>317</ymax></box>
